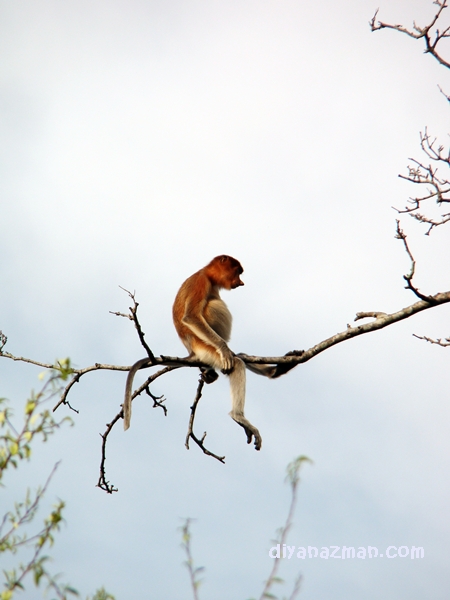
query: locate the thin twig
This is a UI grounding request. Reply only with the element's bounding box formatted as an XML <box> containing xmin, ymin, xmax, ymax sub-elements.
<box><xmin>413</xmin><ymin>333</ymin><xmax>450</xmax><ymax>346</ymax></box>
<box><xmin>185</xmin><ymin>376</ymin><xmax>225</xmax><ymax>463</ymax></box>
<box><xmin>371</xmin><ymin>1</ymin><xmax>450</xmax><ymax>69</ymax></box>
<box><xmin>97</xmin><ymin>366</ymin><xmax>178</xmax><ymax>493</ymax></box>
<box><xmin>395</xmin><ymin>220</ymin><xmax>437</xmax><ymax>302</ymax></box>
<box><xmin>258</xmin><ymin>456</ymin><xmax>311</xmax><ymax>600</ymax></box>
<box><xmin>97</xmin><ymin>413</ymin><xmax>121</xmax><ymax>494</ymax></box>
<box><xmin>180</xmin><ymin>519</ymin><xmax>204</xmax><ymax>600</ymax></box>
<box><xmin>112</xmin><ymin>286</ymin><xmax>155</xmax><ymax>361</ymax></box>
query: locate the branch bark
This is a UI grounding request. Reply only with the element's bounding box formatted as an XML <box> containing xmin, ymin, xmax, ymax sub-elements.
<box><xmin>2</xmin><ymin>290</ymin><xmax>450</xmax><ymax>406</ymax></box>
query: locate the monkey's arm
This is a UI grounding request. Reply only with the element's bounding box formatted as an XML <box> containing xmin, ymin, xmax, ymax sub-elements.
<box><xmin>181</xmin><ymin>299</ymin><xmax>234</xmax><ymax>371</ymax></box>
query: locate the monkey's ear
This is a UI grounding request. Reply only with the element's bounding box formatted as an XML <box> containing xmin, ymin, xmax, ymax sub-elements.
<box><xmin>220</xmin><ymin>255</ymin><xmax>228</xmax><ymax>263</ymax></box>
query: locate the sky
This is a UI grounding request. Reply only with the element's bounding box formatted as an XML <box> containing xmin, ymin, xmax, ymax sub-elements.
<box><xmin>1</xmin><ymin>0</ymin><xmax>450</xmax><ymax>598</ymax></box>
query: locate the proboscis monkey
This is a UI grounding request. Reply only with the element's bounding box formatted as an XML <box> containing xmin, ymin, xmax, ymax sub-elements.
<box><xmin>123</xmin><ymin>255</ymin><xmax>301</xmax><ymax>449</ymax></box>
<box><xmin>172</xmin><ymin>255</ymin><xmax>263</xmax><ymax>449</ymax></box>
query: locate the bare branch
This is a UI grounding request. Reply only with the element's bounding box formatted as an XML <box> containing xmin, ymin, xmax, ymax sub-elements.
<box><xmin>394</xmin><ymin>220</ymin><xmax>436</xmax><ymax>302</ymax></box>
<box><xmin>371</xmin><ymin>1</ymin><xmax>450</xmax><ymax>69</ymax></box>
<box><xmin>185</xmin><ymin>375</ymin><xmax>225</xmax><ymax>463</ymax></box>
<box><xmin>51</xmin><ymin>362</ymin><xmax>133</xmax><ymax>412</ymax></box>
<box><xmin>394</xmin><ymin>129</ymin><xmax>450</xmax><ymax>234</ymax></box>
<box><xmin>129</xmin><ymin>364</ymin><xmax>178</xmax><ymax>416</ymax></box>
<box><xmin>112</xmin><ymin>286</ymin><xmax>155</xmax><ymax>361</ymax></box>
<box><xmin>97</xmin><ymin>366</ymin><xmax>178</xmax><ymax>493</ymax></box>
<box><xmin>239</xmin><ymin>290</ymin><xmax>450</xmax><ymax>371</ymax></box>
<box><xmin>3</xmin><ymin>283</ymin><xmax>450</xmax><ymax>423</ymax></box>
<box><xmin>413</xmin><ymin>333</ymin><xmax>450</xmax><ymax>346</ymax></box>
<box><xmin>370</xmin><ymin>0</ymin><xmax>450</xmax><ymax>239</ymax></box>
<box><xmin>0</xmin><ymin>331</ymin><xmax>6</xmax><ymax>351</ymax></box>
<box><xmin>97</xmin><ymin>412</ymin><xmax>121</xmax><ymax>494</ymax></box>
<box><xmin>4</xmin><ymin>278</ymin><xmax>450</xmax><ymax>493</ymax></box>
<box><xmin>438</xmin><ymin>84</ymin><xmax>450</xmax><ymax>101</ymax></box>
<box><xmin>354</xmin><ymin>312</ymin><xmax>387</xmax><ymax>321</ymax></box>
<box><xmin>0</xmin><ymin>350</ymin><xmax>56</xmax><ymax>370</ymax></box>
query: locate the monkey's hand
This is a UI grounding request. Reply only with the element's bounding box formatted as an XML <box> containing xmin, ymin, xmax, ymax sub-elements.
<box><xmin>218</xmin><ymin>345</ymin><xmax>235</xmax><ymax>374</ymax></box>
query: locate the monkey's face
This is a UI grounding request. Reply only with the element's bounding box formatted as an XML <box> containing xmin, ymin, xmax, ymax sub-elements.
<box><xmin>229</xmin><ymin>269</ymin><xmax>244</xmax><ymax>289</ymax></box>
<box><xmin>225</xmin><ymin>262</ymin><xmax>244</xmax><ymax>289</ymax></box>
<box><xmin>210</xmin><ymin>255</ymin><xmax>244</xmax><ymax>290</ymax></box>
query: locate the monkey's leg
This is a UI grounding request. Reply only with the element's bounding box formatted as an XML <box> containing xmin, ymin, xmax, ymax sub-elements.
<box><xmin>228</xmin><ymin>357</ymin><xmax>262</xmax><ymax>451</ymax></box>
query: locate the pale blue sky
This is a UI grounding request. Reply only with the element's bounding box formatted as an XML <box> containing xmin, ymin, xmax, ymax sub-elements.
<box><xmin>1</xmin><ymin>1</ymin><xmax>449</xmax><ymax>598</ymax></box>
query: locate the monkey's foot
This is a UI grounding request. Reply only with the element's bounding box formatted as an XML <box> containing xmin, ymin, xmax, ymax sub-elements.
<box><xmin>246</xmin><ymin>428</ymin><xmax>262</xmax><ymax>451</ymax></box>
<box><xmin>230</xmin><ymin>412</ymin><xmax>262</xmax><ymax>451</ymax></box>
<box><xmin>200</xmin><ymin>367</ymin><xmax>219</xmax><ymax>384</ymax></box>
<box><xmin>272</xmin><ymin>350</ymin><xmax>304</xmax><ymax>378</ymax></box>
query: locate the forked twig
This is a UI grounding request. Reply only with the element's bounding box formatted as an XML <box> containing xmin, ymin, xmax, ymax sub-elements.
<box><xmin>395</xmin><ymin>220</ymin><xmax>437</xmax><ymax>302</ymax></box>
<box><xmin>185</xmin><ymin>376</ymin><xmax>225</xmax><ymax>464</ymax></box>
<box><xmin>97</xmin><ymin>365</ymin><xmax>178</xmax><ymax>493</ymax></box>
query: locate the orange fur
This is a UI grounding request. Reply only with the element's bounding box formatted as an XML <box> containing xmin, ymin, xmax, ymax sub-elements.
<box><xmin>173</xmin><ymin>255</ymin><xmax>262</xmax><ymax>450</ymax></box>
<box><xmin>124</xmin><ymin>255</ymin><xmax>298</xmax><ymax>443</ymax></box>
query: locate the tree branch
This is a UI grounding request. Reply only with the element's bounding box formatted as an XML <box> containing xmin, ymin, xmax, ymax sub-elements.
<box><xmin>184</xmin><ymin>375</ymin><xmax>226</xmax><ymax>463</ymax></box>
<box><xmin>371</xmin><ymin>1</ymin><xmax>450</xmax><ymax>69</ymax></box>
<box><xmin>97</xmin><ymin>365</ymin><xmax>177</xmax><ymax>493</ymax></box>
<box><xmin>2</xmin><ymin>290</ymin><xmax>450</xmax><ymax>412</ymax></box>
<box><xmin>394</xmin><ymin>129</ymin><xmax>450</xmax><ymax>234</ymax></box>
<box><xmin>413</xmin><ymin>333</ymin><xmax>450</xmax><ymax>346</ymax></box>
<box><xmin>3</xmin><ymin>273</ymin><xmax>450</xmax><ymax>493</ymax></box>
<box><xmin>111</xmin><ymin>286</ymin><xmax>155</xmax><ymax>361</ymax></box>
<box><xmin>371</xmin><ymin>4</ymin><xmax>450</xmax><ymax>231</ymax></box>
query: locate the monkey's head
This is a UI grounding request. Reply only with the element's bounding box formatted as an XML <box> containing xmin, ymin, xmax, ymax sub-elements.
<box><xmin>208</xmin><ymin>255</ymin><xmax>244</xmax><ymax>290</ymax></box>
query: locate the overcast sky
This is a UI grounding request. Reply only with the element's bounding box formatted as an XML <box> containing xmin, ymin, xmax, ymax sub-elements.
<box><xmin>1</xmin><ymin>0</ymin><xmax>449</xmax><ymax>598</ymax></box>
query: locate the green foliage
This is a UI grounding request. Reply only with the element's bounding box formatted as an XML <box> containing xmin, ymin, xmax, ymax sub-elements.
<box><xmin>0</xmin><ymin>362</ymin><xmax>114</xmax><ymax>600</ymax></box>
<box><xmin>0</xmin><ymin>359</ymin><xmax>73</xmax><ymax>480</ymax></box>
<box><xmin>87</xmin><ymin>588</ymin><xmax>116</xmax><ymax>600</ymax></box>
<box><xmin>180</xmin><ymin>519</ymin><xmax>204</xmax><ymax>600</ymax></box>
<box><xmin>257</xmin><ymin>456</ymin><xmax>312</xmax><ymax>600</ymax></box>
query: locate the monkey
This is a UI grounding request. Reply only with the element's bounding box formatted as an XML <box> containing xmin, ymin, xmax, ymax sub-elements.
<box><xmin>172</xmin><ymin>254</ymin><xmax>264</xmax><ymax>449</ymax></box>
<box><xmin>123</xmin><ymin>255</ymin><xmax>302</xmax><ymax>448</ymax></box>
